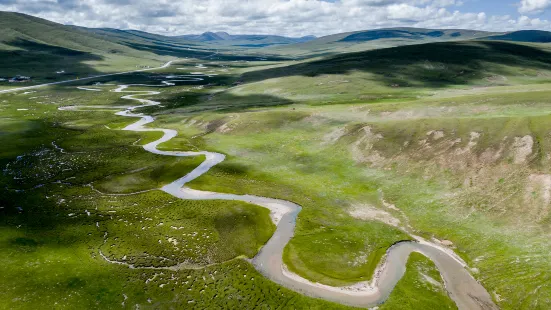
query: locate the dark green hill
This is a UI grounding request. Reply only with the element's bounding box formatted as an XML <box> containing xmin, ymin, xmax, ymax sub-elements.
<box><xmin>339</xmin><ymin>28</ymin><xmax>485</xmax><ymax>42</ymax></box>
<box><xmin>0</xmin><ymin>11</ymin><xmax>225</xmax><ymax>59</ymax></box>
<box><xmin>0</xmin><ymin>12</ymin><xmax>143</xmax><ymax>55</ymax></box>
<box><xmin>0</xmin><ymin>11</ymin><xmax>172</xmax><ymax>82</ymax></box>
<box><xmin>83</xmin><ymin>28</ymin><xmax>218</xmax><ymax>58</ymax></box>
<box><xmin>245</xmin><ymin>40</ymin><xmax>551</xmax><ymax>88</ymax></box>
<box><xmin>484</xmin><ymin>30</ymin><xmax>551</xmax><ymax>43</ymax></box>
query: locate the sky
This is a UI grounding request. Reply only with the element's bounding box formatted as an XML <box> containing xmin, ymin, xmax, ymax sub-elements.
<box><xmin>3</xmin><ymin>0</ymin><xmax>551</xmax><ymax>37</ymax></box>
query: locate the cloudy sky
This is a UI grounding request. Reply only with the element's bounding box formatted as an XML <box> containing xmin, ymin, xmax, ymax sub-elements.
<box><xmin>3</xmin><ymin>0</ymin><xmax>551</xmax><ymax>37</ymax></box>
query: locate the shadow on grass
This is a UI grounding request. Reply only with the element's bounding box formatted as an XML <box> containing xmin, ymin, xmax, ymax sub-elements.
<box><xmin>0</xmin><ymin>39</ymin><xmax>103</xmax><ymax>81</ymax></box>
<box><xmin>77</xmin><ymin>76</ymin><xmax>296</xmax><ymax>114</ymax></box>
<box><xmin>340</xmin><ymin>29</ymin><xmax>445</xmax><ymax>42</ymax></box>
<box><xmin>241</xmin><ymin>41</ymin><xmax>551</xmax><ymax>88</ymax></box>
<box><xmin>97</xmin><ymin>28</ymin><xmax>202</xmax><ymax>47</ymax></box>
<box><xmin>121</xmin><ymin>41</ymin><xmax>290</xmax><ymax>61</ymax></box>
<box><xmin>158</xmin><ymin>92</ymin><xmax>296</xmax><ymax>114</ymax></box>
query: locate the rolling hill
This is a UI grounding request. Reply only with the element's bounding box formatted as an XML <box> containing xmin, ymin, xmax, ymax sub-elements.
<box><xmin>264</xmin><ymin>27</ymin><xmax>495</xmax><ymax>57</ymax></box>
<box><xmin>245</xmin><ymin>40</ymin><xmax>551</xmax><ymax>84</ymax></box>
<box><xmin>338</xmin><ymin>28</ymin><xmax>487</xmax><ymax>42</ymax></box>
<box><xmin>0</xmin><ymin>11</ymin><xmax>175</xmax><ymax>82</ymax></box>
<box><xmin>0</xmin><ymin>11</ymin><xmax>287</xmax><ymax>84</ymax></box>
<box><xmin>4</xmin><ymin>10</ymin><xmax>551</xmax><ymax>84</ymax></box>
<box><xmin>0</xmin><ymin>12</ymin><xmax>155</xmax><ymax>58</ymax></box>
<box><xmin>211</xmin><ymin>39</ymin><xmax>551</xmax><ymax>110</ymax></box>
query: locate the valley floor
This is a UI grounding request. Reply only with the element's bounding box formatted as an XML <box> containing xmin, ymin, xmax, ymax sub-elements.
<box><xmin>1</xmin><ymin>56</ymin><xmax>550</xmax><ymax>309</ymax></box>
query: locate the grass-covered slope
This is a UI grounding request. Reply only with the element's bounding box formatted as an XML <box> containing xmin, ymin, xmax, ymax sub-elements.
<box><xmin>0</xmin><ymin>12</ymin><xmax>143</xmax><ymax>56</ymax></box>
<box><xmin>218</xmin><ymin>40</ymin><xmax>551</xmax><ymax>107</ymax></box>
<box><xmin>246</xmin><ymin>40</ymin><xmax>551</xmax><ymax>86</ymax></box>
<box><xmin>0</xmin><ymin>11</ymin><xmax>171</xmax><ymax>84</ymax></box>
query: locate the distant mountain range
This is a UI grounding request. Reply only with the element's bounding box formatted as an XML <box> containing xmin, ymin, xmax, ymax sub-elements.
<box><xmin>265</xmin><ymin>27</ymin><xmax>551</xmax><ymax>57</ymax></box>
<box><xmin>332</xmin><ymin>28</ymin><xmax>551</xmax><ymax>44</ymax></box>
<box><xmin>176</xmin><ymin>31</ymin><xmax>317</xmax><ymax>47</ymax></box>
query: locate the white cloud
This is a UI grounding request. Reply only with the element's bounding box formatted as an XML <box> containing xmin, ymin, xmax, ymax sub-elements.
<box><xmin>519</xmin><ymin>0</ymin><xmax>551</xmax><ymax>14</ymax></box>
<box><xmin>514</xmin><ymin>14</ymin><xmax>551</xmax><ymax>27</ymax></box>
<box><xmin>1</xmin><ymin>0</ymin><xmax>551</xmax><ymax>36</ymax></box>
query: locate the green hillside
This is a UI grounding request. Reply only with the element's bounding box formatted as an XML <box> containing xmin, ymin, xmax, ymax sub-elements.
<box><xmin>0</xmin><ymin>11</ymin><xmax>172</xmax><ymax>84</ymax></box>
<box><xmin>236</xmin><ymin>40</ymin><xmax>551</xmax><ymax>104</ymax></box>
<box><xmin>0</xmin><ymin>12</ymin><xmax>145</xmax><ymax>55</ymax></box>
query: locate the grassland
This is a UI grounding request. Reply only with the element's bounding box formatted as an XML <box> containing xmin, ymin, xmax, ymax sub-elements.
<box><xmin>159</xmin><ymin>86</ymin><xmax>551</xmax><ymax>309</ymax></box>
<box><xmin>380</xmin><ymin>253</ymin><xmax>456</xmax><ymax>310</ymax></box>
<box><xmin>0</xmin><ymin>12</ymin><xmax>172</xmax><ymax>86</ymax></box>
<box><xmin>3</xmin><ymin>37</ymin><xmax>551</xmax><ymax>310</ymax></box>
<box><xmin>0</xmin><ymin>79</ymin><xmax>359</xmax><ymax>309</ymax></box>
<box><xmin>0</xmin><ymin>57</ymin><xmax>460</xmax><ymax>308</ymax></box>
<box><xmin>145</xmin><ymin>41</ymin><xmax>551</xmax><ymax>309</ymax></box>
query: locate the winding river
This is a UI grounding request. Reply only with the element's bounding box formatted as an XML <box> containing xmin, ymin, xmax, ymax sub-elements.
<box><xmin>70</xmin><ymin>80</ymin><xmax>498</xmax><ymax>309</ymax></box>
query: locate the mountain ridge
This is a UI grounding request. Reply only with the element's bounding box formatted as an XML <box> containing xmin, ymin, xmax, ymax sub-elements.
<box><xmin>177</xmin><ymin>31</ymin><xmax>317</xmax><ymax>44</ymax></box>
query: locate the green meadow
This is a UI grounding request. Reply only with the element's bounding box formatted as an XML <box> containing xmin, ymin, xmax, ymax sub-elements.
<box><xmin>0</xmin><ymin>83</ymin><xmax>346</xmax><ymax>309</ymax></box>
<box><xmin>2</xmin><ymin>38</ymin><xmax>551</xmax><ymax>310</ymax></box>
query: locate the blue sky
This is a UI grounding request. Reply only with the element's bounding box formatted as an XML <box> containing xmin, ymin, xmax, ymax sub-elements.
<box><xmin>460</xmin><ymin>0</ymin><xmax>517</xmax><ymax>15</ymax></box>
<box><xmin>2</xmin><ymin>0</ymin><xmax>551</xmax><ymax>36</ymax></box>
<box><xmin>461</xmin><ymin>0</ymin><xmax>548</xmax><ymax>17</ymax></box>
